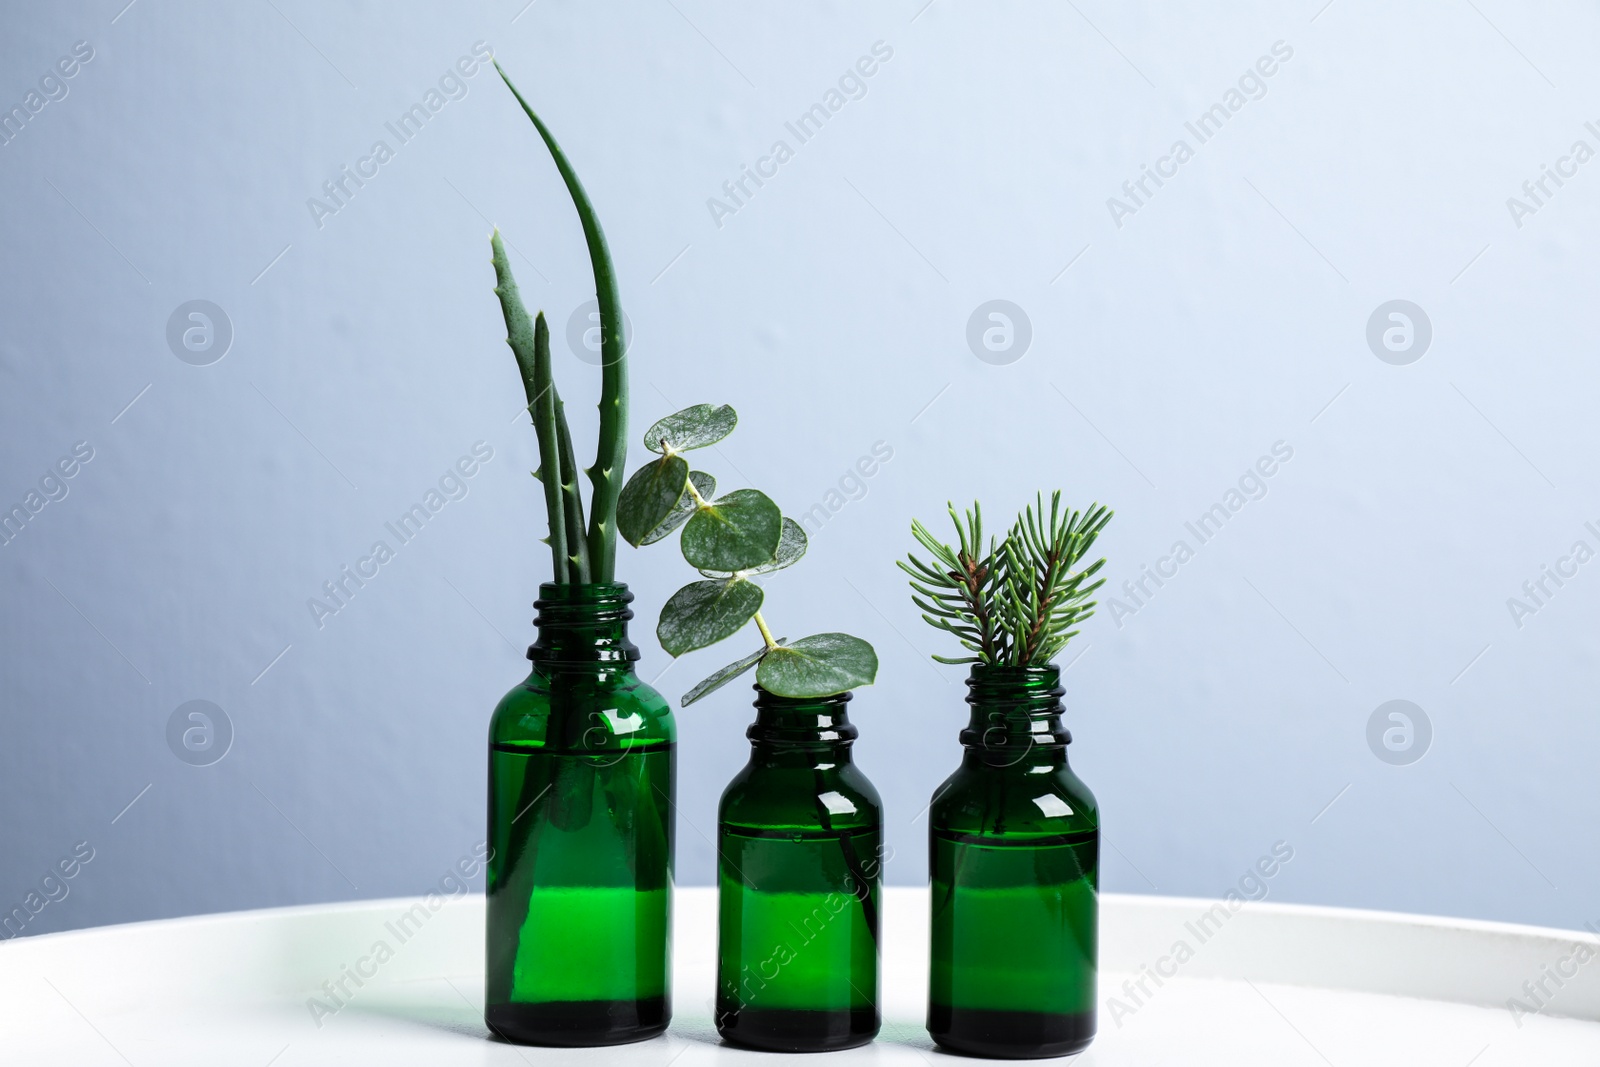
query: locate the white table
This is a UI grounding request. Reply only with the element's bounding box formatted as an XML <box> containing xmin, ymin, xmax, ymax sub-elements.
<box><xmin>4</xmin><ymin>888</ymin><xmax>1598</xmax><ymax>1065</ymax></box>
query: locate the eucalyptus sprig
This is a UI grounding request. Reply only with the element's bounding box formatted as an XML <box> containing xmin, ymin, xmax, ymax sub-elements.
<box><xmin>488</xmin><ymin>59</ymin><xmax>627</xmax><ymax>584</ymax></box>
<box><xmin>900</xmin><ymin>492</ymin><xmax>1111</xmax><ymax>666</ymax></box>
<box><xmin>618</xmin><ymin>404</ymin><xmax>878</xmax><ymax>705</ymax></box>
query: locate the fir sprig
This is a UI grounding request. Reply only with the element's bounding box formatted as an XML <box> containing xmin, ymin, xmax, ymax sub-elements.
<box><xmin>899</xmin><ymin>492</ymin><xmax>1111</xmax><ymax>667</ymax></box>
<box><xmin>901</xmin><ymin>503</ymin><xmax>1004</xmax><ymax>665</ymax></box>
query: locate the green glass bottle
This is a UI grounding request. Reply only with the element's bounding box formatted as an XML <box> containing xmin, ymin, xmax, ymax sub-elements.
<box><xmin>485</xmin><ymin>583</ymin><xmax>674</xmax><ymax>1046</ymax></box>
<box><xmin>716</xmin><ymin>688</ymin><xmax>883</xmax><ymax>1052</ymax></box>
<box><xmin>928</xmin><ymin>664</ymin><xmax>1099</xmax><ymax>1058</ymax></box>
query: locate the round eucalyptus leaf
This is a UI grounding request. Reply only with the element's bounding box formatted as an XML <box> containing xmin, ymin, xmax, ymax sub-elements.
<box><xmin>701</xmin><ymin>516</ymin><xmax>807</xmax><ymax>577</ymax></box>
<box><xmin>657</xmin><ymin>578</ymin><xmax>764</xmax><ymax>657</ymax></box>
<box><xmin>640</xmin><ymin>471</ymin><xmax>715</xmax><ymax>546</ymax></box>
<box><xmin>681</xmin><ymin>489</ymin><xmax>781</xmax><ymax>572</ymax></box>
<box><xmin>765</xmin><ymin>517</ymin><xmax>808</xmax><ymax>570</ymax></box>
<box><xmin>681</xmin><ymin>639</ymin><xmax>783</xmax><ymax>707</ymax></box>
<box><xmin>644</xmin><ymin>404</ymin><xmax>738</xmax><ymax>454</ymax></box>
<box><xmin>756</xmin><ymin>633</ymin><xmax>878</xmax><ymax>698</ymax></box>
<box><xmin>617</xmin><ymin>455</ymin><xmax>689</xmax><ymax>547</ymax></box>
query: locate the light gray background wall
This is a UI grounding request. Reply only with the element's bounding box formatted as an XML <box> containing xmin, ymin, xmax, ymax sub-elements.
<box><xmin>3</xmin><ymin>0</ymin><xmax>1597</xmax><ymax>939</ymax></box>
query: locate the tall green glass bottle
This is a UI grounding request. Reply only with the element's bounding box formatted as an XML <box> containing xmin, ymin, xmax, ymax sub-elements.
<box><xmin>485</xmin><ymin>583</ymin><xmax>674</xmax><ymax>1046</ymax></box>
<box><xmin>716</xmin><ymin>688</ymin><xmax>883</xmax><ymax>1052</ymax></box>
<box><xmin>928</xmin><ymin>664</ymin><xmax>1098</xmax><ymax>1058</ymax></box>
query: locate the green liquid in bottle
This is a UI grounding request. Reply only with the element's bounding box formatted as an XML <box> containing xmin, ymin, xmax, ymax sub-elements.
<box><xmin>484</xmin><ymin>583</ymin><xmax>674</xmax><ymax>1047</ymax></box>
<box><xmin>927</xmin><ymin>665</ymin><xmax>1099</xmax><ymax>1058</ymax></box>
<box><xmin>931</xmin><ymin>829</ymin><xmax>1096</xmax><ymax>1025</ymax></box>
<box><xmin>490</xmin><ymin>746</ymin><xmax>672</xmax><ymax>1011</ymax></box>
<box><xmin>715</xmin><ymin>689</ymin><xmax>882</xmax><ymax>1052</ymax></box>
<box><xmin>718</xmin><ymin>826</ymin><xmax>880</xmax><ymax>1038</ymax></box>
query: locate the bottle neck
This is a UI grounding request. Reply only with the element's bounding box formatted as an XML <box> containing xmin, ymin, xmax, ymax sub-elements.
<box><xmin>961</xmin><ymin>664</ymin><xmax>1070</xmax><ymax>765</ymax></box>
<box><xmin>747</xmin><ymin>687</ymin><xmax>856</xmax><ymax>766</ymax></box>
<box><xmin>526</xmin><ymin>582</ymin><xmax>639</xmax><ymax>672</ymax></box>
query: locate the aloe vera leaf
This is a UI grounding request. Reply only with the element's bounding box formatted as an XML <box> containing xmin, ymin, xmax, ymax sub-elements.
<box><xmin>491</xmin><ymin>231</ymin><xmax>565</xmax><ymax>581</ymax></box>
<box><xmin>495</xmin><ymin>60</ymin><xmax>627</xmax><ymax>582</ymax></box>
<box><xmin>552</xmin><ymin>384</ymin><xmax>591</xmax><ymax>583</ymax></box>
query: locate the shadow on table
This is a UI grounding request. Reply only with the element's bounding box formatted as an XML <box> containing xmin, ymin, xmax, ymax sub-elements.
<box><xmin>342</xmin><ymin>985</ymin><xmax>949</xmax><ymax>1061</ymax></box>
<box><xmin>336</xmin><ymin>976</ymin><xmax>490</xmax><ymax>1041</ymax></box>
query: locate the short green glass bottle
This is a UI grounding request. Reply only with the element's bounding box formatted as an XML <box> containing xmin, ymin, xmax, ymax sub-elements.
<box><xmin>716</xmin><ymin>688</ymin><xmax>883</xmax><ymax>1052</ymax></box>
<box><xmin>928</xmin><ymin>664</ymin><xmax>1099</xmax><ymax>1058</ymax></box>
<box><xmin>485</xmin><ymin>583</ymin><xmax>674</xmax><ymax>1046</ymax></box>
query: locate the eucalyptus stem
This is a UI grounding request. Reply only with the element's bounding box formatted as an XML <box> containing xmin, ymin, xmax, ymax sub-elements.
<box><xmin>682</xmin><ymin>464</ymin><xmax>706</xmax><ymax>505</ymax></box>
<box><xmin>752</xmin><ymin>612</ymin><xmax>778</xmax><ymax>651</ymax></box>
<box><xmin>496</xmin><ymin>60</ymin><xmax>627</xmax><ymax>583</ymax></box>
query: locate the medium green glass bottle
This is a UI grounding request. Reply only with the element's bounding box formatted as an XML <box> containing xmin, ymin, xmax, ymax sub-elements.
<box><xmin>928</xmin><ymin>664</ymin><xmax>1099</xmax><ymax>1058</ymax></box>
<box><xmin>485</xmin><ymin>583</ymin><xmax>674</xmax><ymax>1046</ymax></box>
<box><xmin>716</xmin><ymin>688</ymin><xmax>883</xmax><ymax>1052</ymax></box>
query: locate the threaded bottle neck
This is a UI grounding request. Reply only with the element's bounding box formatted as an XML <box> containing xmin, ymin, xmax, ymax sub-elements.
<box><xmin>747</xmin><ymin>687</ymin><xmax>857</xmax><ymax>752</ymax></box>
<box><xmin>961</xmin><ymin>664</ymin><xmax>1070</xmax><ymax>751</ymax></box>
<box><xmin>527</xmin><ymin>582</ymin><xmax>639</xmax><ymax>667</ymax></box>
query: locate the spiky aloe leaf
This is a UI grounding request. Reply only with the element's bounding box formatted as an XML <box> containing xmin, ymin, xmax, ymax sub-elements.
<box><xmin>496</xmin><ymin>60</ymin><xmax>627</xmax><ymax>581</ymax></box>
<box><xmin>492</xmin><ymin>233</ymin><xmax>570</xmax><ymax>581</ymax></box>
<box><xmin>552</xmin><ymin>384</ymin><xmax>590</xmax><ymax>582</ymax></box>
